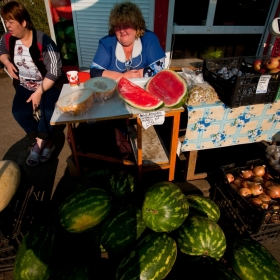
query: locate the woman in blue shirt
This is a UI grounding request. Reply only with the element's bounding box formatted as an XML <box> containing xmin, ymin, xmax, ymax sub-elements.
<box><xmin>90</xmin><ymin>1</ymin><xmax>166</xmax><ymax>79</ymax></box>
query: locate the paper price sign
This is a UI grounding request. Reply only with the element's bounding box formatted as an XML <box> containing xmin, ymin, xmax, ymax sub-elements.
<box><xmin>256</xmin><ymin>75</ymin><xmax>271</xmax><ymax>94</ymax></box>
<box><xmin>139</xmin><ymin>111</ymin><xmax>165</xmax><ymax>129</ymax></box>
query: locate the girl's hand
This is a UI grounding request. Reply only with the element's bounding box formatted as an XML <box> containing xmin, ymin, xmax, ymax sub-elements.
<box><xmin>26</xmin><ymin>91</ymin><xmax>42</xmax><ymax>111</ymax></box>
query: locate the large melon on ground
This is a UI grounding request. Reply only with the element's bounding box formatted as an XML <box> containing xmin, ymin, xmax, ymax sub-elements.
<box><xmin>0</xmin><ymin>160</ymin><xmax>21</xmax><ymax>211</ymax></box>
<box><xmin>59</xmin><ymin>188</ymin><xmax>111</xmax><ymax>233</ymax></box>
<box><xmin>146</xmin><ymin>69</ymin><xmax>187</xmax><ymax>108</ymax></box>
<box><xmin>176</xmin><ymin>215</ymin><xmax>226</xmax><ymax>261</ymax></box>
<box><xmin>14</xmin><ymin>222</ymin><xmax>56</xmax><ymax>280</ymax></box>
<box><xmin>142</xmin><ymin>181</ymin><xmax>189</xmax><ymax>232</ymax></box>
<box><xmin>230</xmin><ymin>238</ymin><xmax>280</xmax><ymax>279</ymax></box>
<box><xmin>116</xmin><ymin>231</ymin><xmax>177</xmax><ymax>280</ymax></box>
<box><xmin>186</xmin><ymin>194</ymin><xmax>220</xmax><ymax>222</ymax></box>
<box><xmin>117</xmin><ymin>77</ymin><xmax>164</xmax><ymax>110</ymax></box>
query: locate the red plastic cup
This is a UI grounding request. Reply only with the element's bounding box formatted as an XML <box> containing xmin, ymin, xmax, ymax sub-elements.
<box><xmin>67</xmin><ymin>71</ymin><xmax>80</xmax><ymax>87</ymax></box>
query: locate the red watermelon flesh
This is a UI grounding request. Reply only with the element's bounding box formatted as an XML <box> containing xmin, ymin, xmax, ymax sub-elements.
<box><xmin>117</xmin><ymin>77</ymin><xmax>164</xmax><ymax>111</ymax></box>
<box><xmin>146</xmin><ymin>70</ymin><xmax>187</xmax><ymax>108</ymax></box>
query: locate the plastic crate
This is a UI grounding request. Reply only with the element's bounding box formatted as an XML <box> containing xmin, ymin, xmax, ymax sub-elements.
<box><xmin>213</xmin><ymin>186</ymin><xmax>280</xmax><ymax>243</ymax></box>
<box><xmin>212</xmin><ymin>158</ymin><xmax>280</xmax><ymax>240</ymax></box>
<box><xmin>202</xmin><ymin>56</ymin><xmax>280</xmax><ymax>108</ymax></box>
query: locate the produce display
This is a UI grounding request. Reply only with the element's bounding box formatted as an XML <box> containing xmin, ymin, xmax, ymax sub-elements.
<box><xmin>230</xmin><ymin>238</ymin><xmax>280</xmax><ymax>279</ymax></box>
<box><xmin>142</xmin><ymin>181</ymin><xmax>189</xmax><ymax>232</ymax></box>
<box><xmin>225</xmin><ymin>164</ymin><xmax>280</xmax><ymax>212</ymax></box>
<box><xmin>11</xmin><ymin>165</ymin><xmax>280</xmax><ymax>279</ymax></box>
<box><xmin>0</xmin><ymin>160</ymin><xmax>21</xmax><ymax>212</ymax></box>
<box><xmin>84</xmin><ymin>77</ymin><xmax>117</xmax><ymax>100</ymax></box>
<box><xmin>253</xmin><ymin>56</ymin><xmax>280</xmax><ymax>74</ymax></box>
<box><xmin>176</xmin><ymin>215</ymin><xmax>227</xmax><ymax>261</ymax></box>
<box><xmin>56</xmin><ymin>88</ymin><xmax>95</xmax><ymax>116</ymax></box>
<box><xmin>59</xmin><ymin>188</ymin><xmax>112</xmax><ymax>233</ymax></box>
<box><xmin>146</xmin><ymin>69</ymin><xmax>188</xmax><ymax>108</ymax></box>
<box><xmin>187</xmin><ymin>83</ymin><xmax>218</xmax><ymax>104</ymax></box>
<box><xmin>100</xmin><ymin>206</ymin><xmax>146</xmax><ymax>254</ymax></box>
<box><xmin>14</xmin><ymin>222</ymin><xmax>57</xmax><ymax>280</ymax></box>
<box><xmin>116</xmin><ymin>232</ymin><xmax>177</xmax><ymax>280</ymax></box>
<box><xmin>117</xmin><ymin>69</ymin><xmax>188</xmax><ymax>110</ymax></box>
<box><xmin>117</xmin><ymin>76</ymin><xmax>164</xmax><ymax>111</ymax></box>
<box><xmin>186</xmin><ymin>194</ymin><xmax>220</xmax><ymax>222</ymax></box>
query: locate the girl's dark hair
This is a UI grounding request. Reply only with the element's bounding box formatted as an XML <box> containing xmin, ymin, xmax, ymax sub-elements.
<box><xmin>1</xmin><ymin>1</ymin><xmax>33</xmax><ymax>30</ymax></box>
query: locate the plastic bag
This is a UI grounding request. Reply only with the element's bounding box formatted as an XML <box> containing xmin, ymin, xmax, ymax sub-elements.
<box><xmin>181</xmin><ymin>68</ymin><xmax>218</xmax><ymax>104</ymax></box>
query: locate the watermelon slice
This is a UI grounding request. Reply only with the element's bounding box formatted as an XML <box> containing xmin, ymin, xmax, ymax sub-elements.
<box><xmin>146</xmin><ymin>69</ymin><xmax>188</xmax><ymax>108</ymax></box>
<box><xmin>117</xmin><ymin>77</ymin><xmax>164</xmax><ymax>111</ymax></box>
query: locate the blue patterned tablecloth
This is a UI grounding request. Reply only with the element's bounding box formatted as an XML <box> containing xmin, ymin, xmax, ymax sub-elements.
<box><xmin>181</xmin><ymin>99</ymin><xmax>280</xmax><ymax>152</ymax></box>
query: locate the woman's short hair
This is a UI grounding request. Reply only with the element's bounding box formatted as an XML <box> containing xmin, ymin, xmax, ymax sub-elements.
<box><xmin>1</xmin><ymin>1</ymin><xmax>33</xmax><ymax>30</ymax></box>
<box><xmin>108</xmin><ymin>2</ymin><xmax>146</xmax><ymax>38</ymax></box>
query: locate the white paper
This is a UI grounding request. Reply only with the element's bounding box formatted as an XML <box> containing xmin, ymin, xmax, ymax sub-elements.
<box><xmin>139</xmin><ymin>111</ymin><xmax>165</xmax><ymax>129</ymax></box>
<box><xmin>256</xmin><ymin>75</ymin><xmax>271</xmax><ymax>94</ymax></box>
<box><xmin>176</xmin><ymin>140</ymin><xmax>182</xmax><ymax>157</ymax></box>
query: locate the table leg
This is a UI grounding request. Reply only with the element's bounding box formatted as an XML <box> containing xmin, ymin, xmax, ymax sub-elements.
<box><xmin>168</xmin><ymin>113</ymin><xmax>181</xmax><ymax>181</ymax></box>
<box><xmin>184</xmin><ymin>150</ymin><xmax>207</xmax><ymax>181</ymax></box>
<box><xmin>67</xmin><ymin>123</ymin><xmax>81</xmax><ymax>176</ymax></box>
<box><xmin>137</xmin><ymin>117</ymin><xmax>143</xmax><ymax>182</ymax></box>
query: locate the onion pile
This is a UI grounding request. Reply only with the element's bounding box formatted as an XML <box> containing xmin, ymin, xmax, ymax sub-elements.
<box><xmin>226</xmin><ymin>164</ymin><xmax>280</xmax><ymax>211</ymax></box>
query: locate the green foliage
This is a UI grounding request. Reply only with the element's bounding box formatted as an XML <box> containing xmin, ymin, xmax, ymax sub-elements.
<box><xmin>0</xmin><ymin>0</ymin><xmax>50</xmax><ymax>36</ymax></box>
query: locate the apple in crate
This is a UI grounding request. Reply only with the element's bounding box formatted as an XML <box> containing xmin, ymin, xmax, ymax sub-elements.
<box><xmin>268</xmin><ymin>68</ymin><xmax>280</xmax><ymax>73</ymax></box>
<box><xmin>264</xmin><ymin>57</ymin><xmax>279</xmax><ymax>70</ymax></box>
<box><xmin>253</xmin><ymin>59</ymin><xmax>263</xmax><ymax>71</ymax></box>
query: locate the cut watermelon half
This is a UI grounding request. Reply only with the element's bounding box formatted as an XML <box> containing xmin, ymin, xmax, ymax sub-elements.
<box><xmin>117</xmin><ymin>77</ymin><xmax>164</xmax><ymax>111</ymax></box>
<box><xmin>146</xmin><ymin>70</ymin><xmax>187</xmax><ymax>108</ymax></box>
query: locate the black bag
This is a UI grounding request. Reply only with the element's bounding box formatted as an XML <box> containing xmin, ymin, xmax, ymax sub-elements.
<box><xmin>114</xmin><ymin>127</ymin><xmax>132</xmax><ymax>159</ymax></box>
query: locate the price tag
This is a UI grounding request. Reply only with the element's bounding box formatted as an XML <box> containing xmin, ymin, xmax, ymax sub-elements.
<box><xmin>256</xmin><ymin>75</ymin><xmax>271</xmax><ymax>94</ymax></box>
<box><xmin>139</xmin><ymin>111</ymin><xmax>165</xmax><ymax>129</ymax></box>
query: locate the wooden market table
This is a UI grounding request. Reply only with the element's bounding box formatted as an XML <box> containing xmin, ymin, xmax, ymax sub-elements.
<box><xmin>50</xmin><ymin>82</ymin><xmax>184</xmax><ymax>181</ymax></box>
<box><xmin>181</xmin><ymin>99</ymin><xmax>280</xmax><ymax>180</ymax></box>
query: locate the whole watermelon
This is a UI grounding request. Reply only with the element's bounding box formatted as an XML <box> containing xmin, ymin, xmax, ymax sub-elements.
<box><xmin>142</xmin><ymin>181</ymin><xmax>189</xmax><ymax>232</ymax></box>
<box><xmin>76</xmin><ymin>166</ymin><xmax>113</xmax><ymax>191</ymax></box>
<box><xmin>186</xmin><ymin>194</ymin><xmax>220</xmax><ymax>222</ymax></box>
<box><xmin>230</xmin><ymin>238</ymin><xmax>280</xmax><ymax>279</ymax></box>
<box><xmin>108</xmin><ymin>170</ymin><xmax>134</xmax><ymax>197</ymax></box>
<box><xmin>14</xmin><ymin>222</ymin><xmax>56</xmax><ymax>280</ymax></box>
<box><xmin>116</xmin><ymin>232</ymin><xmax>177</xmax><ymax>280</ymax></box>
<box><xmin>176</xmin><ymin>215</ymin><xmax>226</xmax><ymax>261</ymax></box>
<box><xmin>59</xmin><ymin>188</ymin><xmax>111</xmax><ymax>233</ymax></box>
<box><xmin>100</xmin><ymin>206</ymin><xmax>146</xmax><ymax>254</ymax></box>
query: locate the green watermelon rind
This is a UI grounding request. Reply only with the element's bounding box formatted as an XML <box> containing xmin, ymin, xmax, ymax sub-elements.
<box><xmin>176</xmin><ymin>215</ymin><xmax>226</xmax><ymax>261</ymax></box>
<box><xmin>186</xmin><ymin>194</ymin><xmax>220</xmax><ymax>222</ymax></box>
<box><xmin>14</xmin><ymin>223</ymin><xmax>56</xmax><ymax>280</ymax></box>
<box><xmin>59</xmin><ymin>188</ymin><xmax>111</xmax><ymax>233</ymax></box>
<box><xmin>142</xmin><ymin>181</ymin><xmax>189</xmax><ymax>232</ymax></box>
<box><xmin>116</xmin><ymin>232</ymin><xmax>177</xmax><ymax>280</ymax></box>
<box><xmin>146</xmin><ymin>69</ymin><xmax>188</xmax><ymax>108</ymax></box>
<box><xmin>231</xmin><ymin>238</ymin><xmax>280</xmax><ymax>279</ymax></box>
<box><xmin>117</xmin><ymin>77</ymin><xmax>164</xmax><ymax>111</ymax></box>
<box><xmin>100</xmin><ymin>206</ymin><xmax>146</xmax><ymax>254</ymax></box>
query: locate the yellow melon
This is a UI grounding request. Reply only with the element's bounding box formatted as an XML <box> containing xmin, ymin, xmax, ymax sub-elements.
<box><xmin>0</xmin><ymin>160</ymin><xmax>21</xmax><ymax>211</ymax></box>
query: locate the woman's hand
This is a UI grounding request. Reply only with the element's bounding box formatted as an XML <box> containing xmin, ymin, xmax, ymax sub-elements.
<box><xmin>5</xmin><ymin>61</ymin><xmax>18</xmax><ymax>79</ymax></box>
<box><xmin>123</xmin><ymin>69</ymin><xmax>143</xmax><ymax>79</ymax></box>
<box><xmin>26</xmin><ymin>91</ymin><xmax>42</xmax><ymax>111</ymax></box>
<box><xmin>102</xmin><ymin>69</ymin><xmax>144</xmax><ymax>80</ymax></box>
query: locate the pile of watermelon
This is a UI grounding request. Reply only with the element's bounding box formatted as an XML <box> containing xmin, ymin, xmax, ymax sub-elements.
<box><xmin>117</xmin><ymin>69</ymin><xmax>188</xmax><ymax>110</ymax></box>
<box><xmin>12</xmin><ymin>166</ymin><xmax>280</xmax><ymax>280</ymax></box>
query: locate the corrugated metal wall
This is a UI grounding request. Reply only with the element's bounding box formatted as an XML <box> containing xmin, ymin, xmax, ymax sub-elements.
<box><xmin>71</xmin><ymin>0</ymin><xmax>155</xmax><ymax>69</ymax></box>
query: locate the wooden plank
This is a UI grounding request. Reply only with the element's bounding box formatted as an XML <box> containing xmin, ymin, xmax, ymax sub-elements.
<box><xmin>128</xmin><ymin>125</ymin><xmax>169</xmax><ymax>166</ymax></box>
